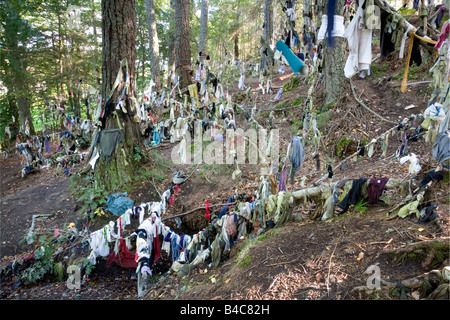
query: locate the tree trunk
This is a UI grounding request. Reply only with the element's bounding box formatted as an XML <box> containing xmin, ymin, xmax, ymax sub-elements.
<box><xmin>58</xmin><ymin>15</ymin><xmax>65</xmax><ymax>101</ymax></box>
<box><xmin>263</xmin><ymin>0</ymin><xmax>273</xmax><ymax>45</ymax></box>
<box><xmin>15</xmin><ymin>87</ymin><xmax>35</xmax><ymax>136</ymax></box>
<box><xmin>198</xmin><ymin>0</ymin><xmax>209</xmax><ymax>56</ymax></box>
<box><xmin>167</xmin><ymin>0</ymin><xmax>176</xmax><ymax>87</ymax></box>
<box><xmin>144</xmin><ymin>0</ymin><xmax>161</xmax><ymax>91</ymax></box>
<box><xmin>234</xmin><ymin>34</ymin><xmax>239</xmax><ymax>60</ymax></box>
<box><xmin>7</xmin><ymin>44</ymin><xmax>35</xmax><ymax>136</ymax></box>
<box><xmin>322</xmin><ymin>0</ymin><xmax>347</xmax><ymax>105</ymax></box>
<box><xmin>261</xmin><ymin>0</ymin><xmax>274</xmax><ymax>75</ymax></box>
<box><xmin>174</xmin><ymin>0</ymin><xmax>193</xmax><ymax>90</ymax></box>
<box><xmin>95</xmin><ymin>0</ymin><xmax>141</xmax><ymax>192</ymax></box>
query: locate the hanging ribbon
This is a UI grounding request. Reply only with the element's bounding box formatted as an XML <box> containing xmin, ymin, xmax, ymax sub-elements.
<box><xmin>205</xmin><ymin>200</ymin><xmax>211</xmax><ymax>222</ymax></box>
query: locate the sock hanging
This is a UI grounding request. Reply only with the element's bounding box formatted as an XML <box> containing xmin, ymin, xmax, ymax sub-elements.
<box><xmin>328</xmin><ymin>164</ymin><xmax>334</xmax><ymax>178</ymax></box>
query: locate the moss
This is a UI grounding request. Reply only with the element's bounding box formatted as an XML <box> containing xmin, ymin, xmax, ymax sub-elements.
<box><xmin>239</xmin><ymin>255</ymin><xmax>252</xmax><ymax>268</ymax></box>
<box><xmin>336</xmin><ymin>136</ymin><xmax>354</xmax><ymax>158</ymax></box>
<box><xmin>259</xmin><ymin>110</ymin><xmax>271</xmax><ymax>118</ymax></box>
<box><xmin>282</xmin><ymin>75</ymin><xmax>301</xmax><ymax>93</ymax></box>
<box><xmin>292</xmin><ymin>96</ymin><xmax>304</xmax><ymax>106</ymax></box>
<box><xmin>53</xmin><ymin>262</ymin><xmax>65</xmax><ymax>282</ymax></box>
<box><xmin>371</xmin><ymin>64</ymin><xmax>389</xmax><ymax>78</ymax></box>
<box><xmin>291</xmin><ymin>119</ymin><xmax>303</xmax><ymax>133</ymax></box>
<box><xmin>274</xmin><ymin>100</ymin><xmax>289</xmax><ymax>109</ymax></box>
<box><xmin>317</xmin><ymin>110</ymin><xmax>336</xmax><ymax>129</ymax></box>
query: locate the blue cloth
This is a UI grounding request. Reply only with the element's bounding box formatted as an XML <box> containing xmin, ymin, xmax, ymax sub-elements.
<box><xmin>217</xmin><ymin>206</ymin><xmax>229</xmax><ymax>219</ymax></box>
<box><xmin>152</xmin><ymin>128</ymin><xmax>160</xmax><ymax>145</ymax></box>
<box><xmin>45</xmin><ymin>137</ymin><xmax>50</xmax><ymax>153</ymax></box>
<box><xmin>103</xmin><ymin>192</ymin><xmax>134</xmax><ymax>217</ymax></box>
<box><xmin>275</xmin><ymin>40</ymin><xmax>304</xmax><ymax>75</ymax></box>
<box><xmin>327</xmin><ymin>0</ymin><xmax>337</xmax><ymax>47</ymax></box>
<box><xmin>171</xmin><ymin>234</ymin><xmax>180</xmax><ymax>261</ymax></box>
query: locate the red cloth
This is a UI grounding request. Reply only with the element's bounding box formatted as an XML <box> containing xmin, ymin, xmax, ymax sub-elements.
<box><xmin>168</xmin><ymin>185</ymin><xmax>180</xmax><ymax>206</ymax></box>
<box><xmin>152</xmin><ymin>226</ymin><xmax>161</xmax><ymax>266</ymax></box>
<box><xmin>106</xmin><ymin>239</ymin><xmax>138</xmax><ymax>269</ymax></box>
<box><xmin>205</xmin><ymin>200</ymin><xmax>211</xmax><ymax>222</ymax></box>
<box><xmin>434</xmin><ymin>22</ymin><xmax>450</xmax><ymax>50</ymax></box>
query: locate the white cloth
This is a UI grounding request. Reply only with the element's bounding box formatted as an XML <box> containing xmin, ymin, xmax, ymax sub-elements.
<box><xmin>238</xmin><ymin>74</ymin><xmax>244</xmax><ymax>90</ymax></box>
<box><xmin>400</xmin><ymin>153</ymin><xmax>422</xmax><ymax>174</ymax></box>
<box><xmin>317</xmin><ymin>15</ymin><xmax>346</xmax><ymax>42</ymax></box>
<box><xmin>343</xmin><ymin>2</ymin><xmax>373</xmax><ymax>78</ymax></box>
<box><xmin>424</xmin><ymin>103</ymin><xmax>446</xmax><ymax>124</ymax></box>
<box><xmin>161</xmin><ymin>227</ymin><xmax>172</xmax><ymax>254</ymax></box>
<box><xmin>399</xmin><ymin>23</ymin><xmax>415</xmax><ymax>59</ymax></box>
<box><xmin>285</xmin><ymin>8</ymin><xmax>296</xmax><ymax>21</ymax></box>
<box><xmin>89</xmin><ymin>229</ymin><xmax>110</xmax><ymax>262</ymax></box>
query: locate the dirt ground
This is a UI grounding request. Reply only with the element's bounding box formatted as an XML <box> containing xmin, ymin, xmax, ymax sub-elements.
<box><xmin>0</xmin><ymin>45</ymin><xmax>449</xmax><ymax>301</ymax></box>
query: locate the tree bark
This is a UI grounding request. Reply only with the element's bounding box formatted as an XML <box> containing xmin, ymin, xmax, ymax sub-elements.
<box><xmin>57</xmin><ymin>14</ymin><xmax>65</xmax><ymax>102</ymax></box>
<box><xmin>167</xmin><ymin>0</ymin><xmax>176</xmax><ymax>87</ymax></box>
<box><xmin>322</xmin><ymin>0</ymin><xmax>348</xmax><ymax>105</ymax></box>
<box><xmin>2</xmin><ymin>13</ymin><xmax>36</xmax><ymax>136</ymax></box>
<box><xmin>96</xmin><ymin>0</ymin><xmax>141</xmax><ymax>191</ymax></box>
<box><xmin>263</xmin><ymin>0</ymin><xmax>273</xmax><ymax>45</ymax></box>
<box><xmin>234</xmin><ymin>34</ymin><xmax>239</xmax><ymax>60</ymax></box>
<box><xmin>174</xmin><ymin>0</ymin><xmax>193</xmax><ymax>90</ymax></box>
<box><xmin>198</xmin><ymin>0</ymin><xmax>209</xmax><ymax>56</ymax></box>
<box><xmin>144</xmin><ymin>0</ymin><xmax>161</xmax><ymax>91</ymax></box>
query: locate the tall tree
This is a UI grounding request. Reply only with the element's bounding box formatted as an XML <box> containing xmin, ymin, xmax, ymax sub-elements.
<box><xmin>94</xmin><ymin>0</ymin><xmax>141</xmax><ymax>191</ymax></box>
<box><xmin>322</xmin><ymin>0</ymin><xmax>347</xmax><ymax>104</ymax></box>
<box><xmin>167</xmin><ymin>0</ymin><xmax>176</xmax><ymax>86</ymax></box>
<box><xmin>144</xmin><ymin>0</ymin><xmax>161</xmax><ymax>91</ymax></box>
<box><xmin>174</xmin><ymin>0</ymin><xmax>193</xmax><ymax>89</ymax></box>
<box><xmin>260</xmin><ymin>0</ymin><xmax>274</xmax><ymax>75</ymax></box>
<box><xmin>198</xmin><ymin>0</ymin><xmax>209</xmax><ymax>57</ymax></box>
<box><xmin>263</xmin><ymin>0</ymin><xmax>273</xmax><ymax>45</ymax></box>
<box><xmin>0</xmin><ymin>1</ymin><xmax>36</xmax><ymax>136</ymax></box>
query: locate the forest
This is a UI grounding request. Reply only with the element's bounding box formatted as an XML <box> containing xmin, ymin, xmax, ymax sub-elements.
<box><xmin>0</xmin><ymin>0</ymin><xmax>449</xmax><ymax>305</ymax></box>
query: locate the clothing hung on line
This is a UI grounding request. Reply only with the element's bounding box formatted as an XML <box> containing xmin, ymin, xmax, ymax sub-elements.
<box><xmin>106</xmin><ymin>238</ymin><xmax>137</xmax><ymax>269</ymax></box>
<box><xmin>289</xmin><ymin>136</ymin><xmax>305</xmax><ymax>184</ymax></box>
<box><xmin>432</xmin><ymin>130</ymin><xmax>450</xmax><ymax>164</ymax></box>
<box><xmin>380</xmin><ymin>11</ymin><xmax>395</xmax><ymax>59</ymax></box>
<box><xmin>409</xmin><ymin>36</ymin><xmax>422</xmax><ymax>67</ymax></box>
<box><xmin>420</xmin><ymin>170</ymin><xmax>444</xmax><ymax>187</ymax></box>
<box><xmin>367</xmin><ymin>177</ymin><xmax>389</xmax><ymax>204</ymax></box>
<box><xmin>337</xmin><ymin>178</ymin><xmax>368</xmax><ymax>214</ymax></box>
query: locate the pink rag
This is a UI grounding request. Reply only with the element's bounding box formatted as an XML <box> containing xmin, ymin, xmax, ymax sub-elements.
<box><xmin>434</xmin><ymin>22</ymin><xmax>450</xmax><ymax>50</ymax></box>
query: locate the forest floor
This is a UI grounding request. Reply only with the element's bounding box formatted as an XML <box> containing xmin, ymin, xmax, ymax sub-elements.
<box><xmin>0</xmin><ymin>46</ymin><xmax>449</xmax><ymax>301</ymax></box>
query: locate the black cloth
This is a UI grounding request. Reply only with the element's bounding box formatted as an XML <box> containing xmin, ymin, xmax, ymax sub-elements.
<box><xmin>380</xmin><ymin>11</ymin><xmax>395</xmax><ymax>59</ymax></box>
<box><xmin>420</xmin><ymin>170</ymin><xmax>444</xmax><ymax>187</ymax></box>
<box><xmin>328</xmin><ymin>164</ymin><xmax>333</xmax><ymax>178</ymax></box>
<box><xmin>419</xmin><ymin>204</ymin><xmax>438</xmax><ymax>224</ymax></box>
<box><xmin>337</xmin><ymin>178</ymin><xmax>368</xmax><ymax>214</ymax></box>
<box><xmin>410</xmin><ymin>37</ymin><xmax>422</xmax><ymax>67</ymax></box>
<box><xmin>358</xmin><ymin>146</ymin><xmax>365</xmax><ymax>156</ymax></box>
<box><xmin>97</xmin><ymin>129</ymin><xmax>123</xmax><ymax>162</ymax></box>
